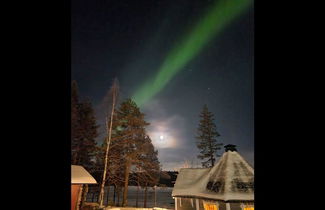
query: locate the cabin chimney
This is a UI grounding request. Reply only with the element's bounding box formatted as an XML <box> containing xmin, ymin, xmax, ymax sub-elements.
<box><xmin>224</xmin><ymin>144</ymin><xmax>237</xmax><ymax>152</ymax></box>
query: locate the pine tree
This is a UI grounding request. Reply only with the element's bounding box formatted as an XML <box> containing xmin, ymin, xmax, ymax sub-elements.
<box><xmin>71</xmin><ymin>80</ymin><xmax>99</xmax><ymax>167</ymax></box>
<box><xmin>96</xmin><ymin>97</ymin><xmax>159</xmax><ymax>207</ymax></box>
<box><xmin>115</xmin><ymin>98</ymin><xmax>150</xmax><ymax>207</ymax></box>
<box><xmin>196</xmin><ymin>104</ymin><xmax>222</xmax><ymax>168</ymax></box>
<box><xmin>77</xmin><ymin>99</ymin><xmax>99</xmax><ymax>167</ymax></box>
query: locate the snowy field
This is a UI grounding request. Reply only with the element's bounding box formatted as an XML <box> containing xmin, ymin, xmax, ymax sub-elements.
<box><xmin>86</xmin><ymin>186</ymin><xmax>175</xmax><ymax>209</ymax></box>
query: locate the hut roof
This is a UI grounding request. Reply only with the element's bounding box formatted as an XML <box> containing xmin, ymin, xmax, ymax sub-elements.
<box><xmin>71</xmin><ymin>165</ymin><xmax>97</xmax><ymax>184</ymax></box>
<box><xmin>172</xmin><ymin>149</ymin><xmax>254</xmax><ymax>202</ymax></box>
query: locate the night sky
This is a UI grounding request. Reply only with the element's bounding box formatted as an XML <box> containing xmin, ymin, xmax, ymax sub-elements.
<box><xmin>72</xmin><ymin>0</ymin><xmax>254</xmax><ymax>170</ymax></box>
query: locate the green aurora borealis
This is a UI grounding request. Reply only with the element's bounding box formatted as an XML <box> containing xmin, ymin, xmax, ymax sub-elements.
<box><xmin>132</xmin><ymin>0</ymin><xmax>253</xmax><ymax>106</ymax></box>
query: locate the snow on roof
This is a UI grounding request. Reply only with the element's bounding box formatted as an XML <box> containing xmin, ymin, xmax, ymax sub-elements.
<box><xmin>172</xmin><ymin>151</ymin><xmax>254</xmax><ymax>202</ymax></box>
<box><xmin>71</xmin><ymin>165</ymin><xmax>97</xmax><ymax>184</ymax></box>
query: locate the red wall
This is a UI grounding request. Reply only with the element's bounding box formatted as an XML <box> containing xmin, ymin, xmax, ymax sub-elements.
<box><xmin>71</xmin><ymin>184</ymin><xmax>82</xmax><ymax>210</ymax></box>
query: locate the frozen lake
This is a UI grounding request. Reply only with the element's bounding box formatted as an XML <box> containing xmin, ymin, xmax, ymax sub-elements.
<box><xmin>86</xmin><ymin>186</ymin><xmax>175</xmax><ymax>209</ymax></box>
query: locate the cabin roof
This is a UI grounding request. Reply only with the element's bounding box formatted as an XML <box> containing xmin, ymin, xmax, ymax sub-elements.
<box><xmin>71</xmin><ymin>165</ymin><xmax>97</xmax><ymax>184</ymax></box>
<box><xmin>172</xmin><ymin>150</ymin><xmax>254</xmax><ymax>202</ymax></box>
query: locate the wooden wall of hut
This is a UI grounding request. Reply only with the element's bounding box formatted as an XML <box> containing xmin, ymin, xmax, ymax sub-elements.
<box><xmin>71</xmin><ymin>184</ymin><xmax>82</xmax><ymax>210</ymax></box>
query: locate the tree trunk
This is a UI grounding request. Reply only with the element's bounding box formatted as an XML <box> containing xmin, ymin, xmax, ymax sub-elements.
<box><xmin>209</xmin><ymin>142</ymin><xmax>214</xmax><ymax>167</ymax></box>
<box><xmin>72</xmin><ymin>152</ymin><xmax>77</xmax><ymax>165</ymax></box>
<box><xmin>153</xmin><ymin>186</ymin><xmax>156</xmax><ymax>207</ymax></box>
<box><xmin>136</xmin><ymin>186</ymin><xmax>139</xmax><ymax>207</ymax></box>
<box><xmin>135</xmin><ymin>173</ymin><xmax>140</xmax><ymax>207</ymax></box>
<box><xmin>113</xmin><ymin>184</ymin><xmax>116</xmax><ymax>204</ymax></box>
<box><xmin>211</xmin><ymin>154</ymin><xmax>214</xmax><ymax>167</ymax></box>
<box><xmin>144</xmin><ymin>183</ymin><xmax>148</xmax><ymax>208</ymax></box>
<box><xmin>72</xmin><ymin>146</ymin><xmax>79</xmax><ymax>165</ymax></box>
<box><xmin>122</xmin><ymin>160</ymin><xmax>131</xmax><ymax>206</ymax></box>
<box><xmin>80</xmin><ymin>184</ymin><xmax>88</xmax><ymax>209</ymax></box>
<box><xmin>99</xmin><ymin>79</ymin><xmax>118</xmax><ymax>207</ymax></box>
<box><xmin>92</xmin><ymin>188</ymin><xmax>95</xmax><ymax>202</ymax></box>
<box><xmin>116</xmin><ymin>186</ymin><xmax>120</xmax><ymax>206</ymax></box>
<box><xmin>106</xmin><ymin>182</ymin><xmax>110</xmax><ymax>205</ymax></box>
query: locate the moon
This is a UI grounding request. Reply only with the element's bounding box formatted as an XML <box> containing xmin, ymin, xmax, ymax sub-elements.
<box><xmin>146</xmin><ymin>116</ymin><xmax>182</xmax><ymax>148</ymax></box>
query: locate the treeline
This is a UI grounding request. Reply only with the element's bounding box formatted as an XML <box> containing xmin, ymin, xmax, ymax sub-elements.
<box><xmin>71</xmin><ymin>80</ymin><xmax>161</xmax><ymax>207</ymax></box>
<box><xmin>157</xmin><ymin>171</ymin><xmax>178</xmax><ymax>187</ymax></box>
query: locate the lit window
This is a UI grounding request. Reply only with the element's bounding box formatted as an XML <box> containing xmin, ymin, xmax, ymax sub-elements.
<box><xmin>241</xmin><ymin>204</ymin><xmax>254</xmax><ymax>210</ymax></box>
<box><xmin>203</xmin><ymin>202</ymin><xmax>218</xmax><ymax>210</ymax></box>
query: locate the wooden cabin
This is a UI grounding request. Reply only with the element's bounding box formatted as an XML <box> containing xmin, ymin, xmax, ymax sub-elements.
<box><xmin>71</xmin><ymin>165</ymin><xmax>97</xmax><ymax>210</ymax></box>
<box><xmin>172</xmin><ymin>145</ymin><xmax>254</xmax><ymax>210</ymax></box>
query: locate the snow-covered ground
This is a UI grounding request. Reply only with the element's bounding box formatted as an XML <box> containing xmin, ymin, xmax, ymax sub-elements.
<box><xmin>87</xmin><ymin>186</ymin><xmax>174</xmax><ymax>209</ymax></box>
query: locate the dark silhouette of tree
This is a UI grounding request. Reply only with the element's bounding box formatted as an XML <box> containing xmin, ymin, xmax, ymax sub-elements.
<box><xmin>71</xmin><ymin>80</ymin><xmax>99</xmax><ymax>166</ymax></box>
<box><xmin>71</xmin><ymin>80</ymin><xmax>81</xmax><ymax>163</ymax></box>
<box><xmin>77</xmin><ymin>99</ymin><xmax>99</xmax><ymax>166</ymax></box>
<box><xmin>196</xmin><ymin>104</ymin><xmax>222</xmax><ymax>168</ymax></box>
